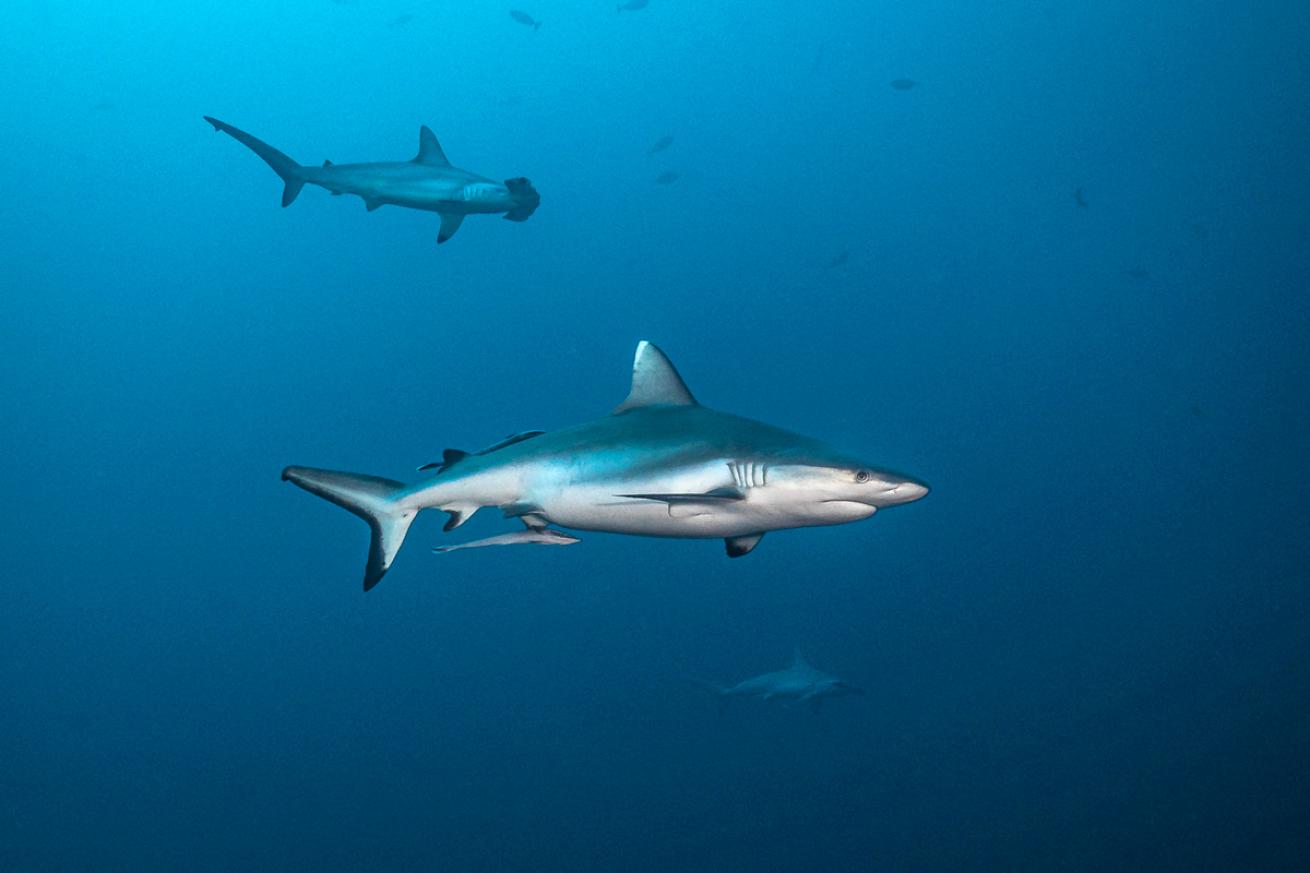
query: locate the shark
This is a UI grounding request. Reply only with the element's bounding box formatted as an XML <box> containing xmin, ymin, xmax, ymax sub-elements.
<box><xmin>694</xmin><ymin>650</ymin><xmax>864</xmax><ymax>713</ymax></box>
<box><xmin>202</xmin><ymin>116</ymin><xmax>540</xmax><ymax>244</ymax></box>
<box><xmin>281</xmin><ymin>341</ymin><xmax>928</xmax><ymax>591</ymax></box>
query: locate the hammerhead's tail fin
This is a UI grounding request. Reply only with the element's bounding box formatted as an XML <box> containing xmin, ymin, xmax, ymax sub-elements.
<box><xmin>204</xmin><ymin>116</ymin><xmax>308</xmax><ymax>207</ymax></box>
<box><xmin>281</xmin><ymin>466</ymin><xmax>417</xmax><ymax>591</ymax></box>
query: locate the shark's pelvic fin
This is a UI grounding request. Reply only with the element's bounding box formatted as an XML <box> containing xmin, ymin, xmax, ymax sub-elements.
<box><xmin>204</xmin><ymin>116</ymin><xmax>307</xmax><ymax>208</ymax></box>
<box><xmin>613</xmin><ymin>341</ymin><xmax>698</xmax><ymax>413</ymax></box>
<box><xmin>281</xmin><ymin>466</ymin><xmax>416</xmax><ymax>591</ymax></box>
<box><xmin>502</xmin><ymin>501</ymin><xmax>546</xmax><ymax>519</ymax></box>
<box><xmin>414</xmin><ymin>126</ymin><xmax>451</xmax><ymax>166</ymax></box>
<box><xmin>438</xmin><ymin>213</ymin><xmax>465</xmax><ymax>244</ymax></box>
<box><xmin>725</xmin><ymin>532</ymin><xmax>764</xmax><ymax>558</ymax></box>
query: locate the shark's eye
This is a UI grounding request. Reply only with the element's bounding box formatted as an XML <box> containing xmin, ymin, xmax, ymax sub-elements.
<box><xmin>855</xmin><ymin>470</ymin><xmax>871</xmax><ymax>483</ymax></box>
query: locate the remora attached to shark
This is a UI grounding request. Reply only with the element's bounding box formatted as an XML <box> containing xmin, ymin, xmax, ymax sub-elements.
<box><xmin>282</xmin><ymin>342</ymin><xmax>928</xmax><ymax>590</ymax></box>
<box><xmin>203</xmin><ymin>117</ymin><xmax>540</xmax><ymax>243</ymax></box>
<box><xmin>694</xmin><ymin>650</ymin><xmax>864</xmax><ymax>712</ymax></box>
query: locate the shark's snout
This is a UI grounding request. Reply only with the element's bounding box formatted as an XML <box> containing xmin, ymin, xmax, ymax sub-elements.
<box><xmin>888</xmin><ymin>479</ymin><xmax>929</xmax><ymax>504</ymax></box>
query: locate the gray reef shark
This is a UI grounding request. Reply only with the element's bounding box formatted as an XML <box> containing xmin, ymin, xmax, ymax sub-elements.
<box><xmin>203</xmin><ymin>116</ymin><xmax>540</xmax><ymax>244</ymax></box>
<box><xmin>694</xmin><ymin>650</ymin><xmax>864</xmax><ymax>713</ymax></box>
<box><xmin>282</xmin><ymin>341</ymin><xmax>928</xmax><ymax>590</ymax></box>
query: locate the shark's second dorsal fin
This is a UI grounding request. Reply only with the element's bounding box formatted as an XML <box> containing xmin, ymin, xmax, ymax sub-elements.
<box><xmin>414</xmin><ymin>126</ymin><xmax>451</xmax><ymax>166</ymax></box>
<box><xmin>613</xmin><ymin>341</ymin><xmax>697</xmax><ymax>413</ymax></box>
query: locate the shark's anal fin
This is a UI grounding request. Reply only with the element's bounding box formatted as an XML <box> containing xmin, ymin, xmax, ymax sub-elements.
<box><xmin>613</xmin><ymin>341</ymin><xmax>697</xmax><ymax>413</ymax></box>
<box><xmin>725</xmin><ymin>533</ymin><xmax>764</xmax><ymax>558</ymax></box>
<box><xmin>442</xmin><ymin>504</ymin><xmax>478</xmax><ymax>531</ymax></box>
<box><xmin>438</xmin><ymin>212</ymin><xmax>465</xmax><ymax>244</ymax></box>
<box><xmin>364</xmin><ymin>197</ymin><xmax>383</xmax><ymax>212</ymax></box>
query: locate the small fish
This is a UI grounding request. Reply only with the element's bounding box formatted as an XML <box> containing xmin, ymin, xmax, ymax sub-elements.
<box><xmin>1074</xmin><ymin>186</ymin><xmax>1088</xmax><ymax>208</ymax></box>
<box><xmin>890</xmin><ymin>78</ymin><xmax>917</xmax><ymax>91</ymax></box>
<box><xmin>510</xmin><ymin>9</ymin><xmax>541</xmax><ymax>30</ymax></box>
<box><xmin>825</xmin><ymin>250</ymin><xmax>850</xmax><ymax>269</ymax></box>
<box><xmin>1122</xmin><ymin>267</ymin><xmax>1151</xmax><ymax>280</ymax></box>
<box><xmin>655</xmin><ymin>171</ymin><xmax>680</xmax><ymax>185</ymax></box>
<box><xmin>1189</xmin><ymin>403</ymin><xmax>1207</xmax><ymax>418</ymax></box>
<box><xmin>647</xmin><ymin>134</ymin><xmax>674</xmax><ymax>155</ymax></box>
<box><xmin>388</xmin><ymin>13</ymin><xmax>414</xmax><ymax>28</ymax></box>
<box><xmin>434</xmin><ymin>527</ymin><xmax>580</xmax><ymax>553</ymax></box>
<box><xmin>618</xmin><ymin>0</ymin><xmax>649</xmax><ymax>10</ymax></box>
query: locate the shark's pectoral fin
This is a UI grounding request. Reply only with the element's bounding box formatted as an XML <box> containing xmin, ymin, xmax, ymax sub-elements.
<box><xmin>437</xmin><ymin>212</ymin><xmax>465</xmax><ymax>244</ymax></box>
<box><xmin>619</xmin><ymin>488</ymin><xmax>745</xmax><ymax>519</ymax></box>
<box><xmin>725</xmin><ymin>533</ymin><xmax>764</xmax><ymax>558</ymax></box>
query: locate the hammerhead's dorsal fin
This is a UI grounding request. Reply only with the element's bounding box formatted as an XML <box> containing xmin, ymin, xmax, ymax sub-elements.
<box><xmin>613</xmin><ymin>341</ymin><xmax>697</xmax><ymax>413</ymax></box>
<box><xmin>414</xmin><ymin>126</ymin><xmax>451</xmax><ymax>166</ymax></box>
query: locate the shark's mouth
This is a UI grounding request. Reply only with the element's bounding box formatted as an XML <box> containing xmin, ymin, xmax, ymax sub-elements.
<box><xmin>503</xmin><ymin>177</ymin><xmax>540</xmax><ymax>222</ymax></box>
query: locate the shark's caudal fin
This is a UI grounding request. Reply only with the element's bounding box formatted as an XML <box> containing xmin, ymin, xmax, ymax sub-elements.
<box><xmin>204</xmin><ymin>116</ymin><xmax>307</xmax><ymax>207</ymax></box>
<box><xmin>281</xmin><ymin>466</ymin><xmax>416</xmax><ymax>591</ymax></box>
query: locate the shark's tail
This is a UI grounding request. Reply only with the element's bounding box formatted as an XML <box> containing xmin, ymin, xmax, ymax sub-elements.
<box><xmin>688</xmin><ymin>677</ymin><xmax>731</xmax><ymax>716</ymax></box>
<box><xmin>281</xmin><ymin>466</ymin><xmax>417</xmax><ymax>591</ymax></box>
<box><xmin>204</xmin><ymin>116</ymin><xmax>308</xmax><ymax>207</ymax></box>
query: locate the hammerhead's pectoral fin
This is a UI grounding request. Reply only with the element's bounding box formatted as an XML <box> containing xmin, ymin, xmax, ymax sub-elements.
<box><xmin>437</xmin><ymin>212</ymin><xmax>464</xmax><ymax>244</ymax></box>
<box><xmin>618</xmin><ymin>487</ymin><xmax>745</xmax><ymax>519</ymax></box>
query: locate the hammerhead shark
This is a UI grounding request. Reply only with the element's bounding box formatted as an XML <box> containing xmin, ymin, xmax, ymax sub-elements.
<box><xmin>694</xmin><ymin>650</ymin><xmax>864</xmax><ymax>713</ymax></box>
<box><xmin>203</xmin><ymin>116</ymin><xmax>540</xmax><ymax>243</ymax></box>
<box><xmin>282</xmin><ymin>341</ymin><xmax>928</xmax><ymax>590</ymax></box>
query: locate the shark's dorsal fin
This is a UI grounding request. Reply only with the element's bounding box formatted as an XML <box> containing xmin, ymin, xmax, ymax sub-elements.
<box><xmin>613</xmin><ymin>341</ymin><xmax>697</xmax><ymax>413</ymax></box>
<box><xmin>792</xmin><ymin>648</ymin><xmax>812</xmax><ymax>669</ymax></box>
<box><xmin>414</xmin><ymin>126</ymin><xmax>451</xmax><ymax>166</ymax></box>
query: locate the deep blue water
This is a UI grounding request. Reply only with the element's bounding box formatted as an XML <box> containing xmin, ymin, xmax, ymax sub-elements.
<box><xmin>3</xmin><ymin>1</ymin><xmax>1309</xmax><ymax>870</ymax></box>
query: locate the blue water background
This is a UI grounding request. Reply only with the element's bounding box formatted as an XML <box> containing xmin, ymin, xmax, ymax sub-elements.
<box><xmin>2</xmin><ymin>1</ymin><xmax>1308</xmax><ymax>869</ymax></box>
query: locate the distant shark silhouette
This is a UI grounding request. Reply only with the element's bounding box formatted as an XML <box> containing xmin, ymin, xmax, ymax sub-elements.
<box><xmin>203</xmin><ymin>117</ymin><xmax>539</xmax><ymax>244</ymax></box>
<box><xmin>282</xmin><ymin>341</ymin><xmax>928</xmax><ymax>590</ymax></box>
<box><xmin>694</xmin><ymin>650</ymin><xmax>864</xmax><ymax>713</ymax></box>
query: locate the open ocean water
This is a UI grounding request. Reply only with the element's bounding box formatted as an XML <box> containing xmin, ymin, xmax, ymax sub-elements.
<box><xmin>2</xmin><ymin>1</ymin><xmax>1308</xmax><ymax>870</ymax></box>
